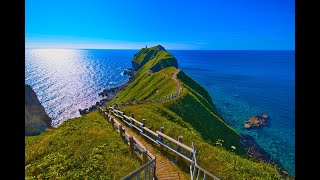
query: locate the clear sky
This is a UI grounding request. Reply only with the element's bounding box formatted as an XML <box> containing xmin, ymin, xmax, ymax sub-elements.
<box><xmin>26</xmin><ymin>0</ymin><xmax>295</xmax><ymax>50</ymax></box>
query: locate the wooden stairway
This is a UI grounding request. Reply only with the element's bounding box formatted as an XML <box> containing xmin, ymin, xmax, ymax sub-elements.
<box><xmin>108</xmin><ymin>113</ymin><xmax>185</xmax><ymax>180</ymax></box>
<box><xmin>156</xmin><ymin>157</ymin><xmax>181</xmax><ymax>180</ymax></box>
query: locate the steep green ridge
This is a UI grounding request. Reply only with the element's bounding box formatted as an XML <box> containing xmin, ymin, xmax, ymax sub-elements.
<box><xmin>132</xmin><ymin>45</ymin><xmax>178</xmax><ymax>73</ymax></box>
<box><xmin>176</xmin><ymin>70</ymin><xmax>215</xmax><ymax>111</ymax></box>
<box><xmin>108</xmin><ymin>45</ymin><xmax>286</xmax><ymax>179</ymax></box>
<box><xmin>110</xmin><ymin>45</ymin><xmax>242</xmax><ymax>153</ymax></box>
<box><xmin>25</xmin><ymin>111</ymin><xmax>140</xmax><ymax>179</ymax></box>
<box><xmin>114</xmin><ymin>56</ymin><xmax>178</xmax><ymax>102</ymax></box>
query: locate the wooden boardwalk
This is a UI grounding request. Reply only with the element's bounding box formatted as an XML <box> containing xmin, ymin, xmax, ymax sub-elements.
<box><xmin>108</xmin><ymin>113</ymin><xmax>187</xmax><ymax>180</ymax></box>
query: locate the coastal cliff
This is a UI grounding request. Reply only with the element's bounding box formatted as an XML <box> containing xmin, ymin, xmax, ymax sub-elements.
<box><xmin>25</xmin><ymin>84</ymin><xmax>52</xmax><ymax>135</ymax></box>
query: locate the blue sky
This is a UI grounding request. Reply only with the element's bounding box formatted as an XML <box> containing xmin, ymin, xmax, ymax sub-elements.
<box><xmin>26</xmin><ymin>0</ymin><xmax>295</xmax><ymax>50</ymax></box>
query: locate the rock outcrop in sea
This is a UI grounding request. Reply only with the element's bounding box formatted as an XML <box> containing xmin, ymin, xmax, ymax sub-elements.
<box><xmin>244</xmin><ymin>113</ymin><xmax>269</xmax><ymax>129</ymax></box>
<box><xmin>25</xmin><ymin>84</ymin><xmax>52</xmax><ymax>135</ymax></box>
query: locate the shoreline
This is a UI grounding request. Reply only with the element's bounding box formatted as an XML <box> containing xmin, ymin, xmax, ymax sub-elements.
<box><xmin>78</xmin><ymin>68</ymin><xmax>134</xmax><ymax>115</ymax></box>
<box><xmin>240</xmin><ymin>134</ymin><xmax>292</xmax><ymax>177</ymax></box>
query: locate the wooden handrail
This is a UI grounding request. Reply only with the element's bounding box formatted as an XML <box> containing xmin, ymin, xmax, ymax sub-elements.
<box><xmin>129</xmin><ymin>117</ymin><xmax>143</xmax><ymax>126</ymax></box>
<box><xmin>195</xmin><ymin>164</ymin><xmax>220</xmax><ymax>180</ymax></box>
<box><xmin>147</xmin><ymin>150</ymin><xmax>155</xmax><ymax>160</ymax></box>
<box><xmin>133</xmin><ymin>136</ymin><xmax>145</xmax><ymax>151</ymax></box>
<box><xmin>113</xmin><ymin>109</ymin><xmax>143</xmax><ymax>126</ymax></box>
<box><xmin>123</xmin><ymin>115</ymin><xmax>131</xmax><ymax>120</ymax></box>
<box><xmin>113</xmin><ymin>118</ymin><xmax>121</xmax><ymax>127</ymax></box>
<box><xmin>157</xmin><ymin>140</ymin><xmax>192</xmax><ymax>162</ymax></box>
<box><xmin>156</xmin><ymin>131</ymin><xmax>194</xmax><ymax>153</ymax></box>
<box><xmin>141</xmin><ymin>127</ymin><xmax>158</xmax><ymax>137</ymax></box>
<box><xmin>140</xmin><ymin>132</ymin><xmax>159</xmax><ymax>145</ymax></box>
<box><xmin>131</xmin><ymin>124</ymin><xmax>143</xmax><ymax>133</ymax></box>
<box><xmin>120</xmin><ymin>158</ymin><xmax>156</xmax><ymax>180</ymax></box>
<box><xmin>124</xmin><ymin>131</ymin><xmax>130</xmax><ymax>139</ymax></box>
<box><xmin>107</xmin><ymin>106</ymin><xmax>220</xmax><ymax>179</ymax></box>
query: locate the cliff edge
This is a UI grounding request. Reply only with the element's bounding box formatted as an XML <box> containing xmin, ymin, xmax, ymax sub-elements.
<box><xmin>25</xmin><ymin>84</ymin><xmax>52</xmax><ymax>135</ymax></box>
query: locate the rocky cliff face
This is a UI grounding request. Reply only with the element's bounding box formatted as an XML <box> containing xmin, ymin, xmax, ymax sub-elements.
<box><xmin>25</xmin><ymin>84</ymin><xmax>52</xmax><ymax>135</ymax></box>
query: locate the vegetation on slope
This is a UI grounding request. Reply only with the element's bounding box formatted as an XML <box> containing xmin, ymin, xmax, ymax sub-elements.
<box><xmin>132</xmin><ymin>45</ymin><xmax>178</xmax><ymax>72</ymax></box>
<box><xmin>116</xmin><ymin>104</ymin><xmax>283</xmax><ymax>179</ymax></box>
<box><xmin>107</xmin><ymin>45</ymin><xmax>287</xmax><ymax>179</ymax></box>
<box><xmin>109</xmin><ymin>45</ymin><xmax>242</xmax><ymax>153</ymax></box>
<box><xmin>25</xmin><ymin>111</ymin><xmax>140</xmax><ymax>179</ymax></box>
<box><xmin>113</xmin><ymin>61</ymin><xmax>178</xmax><ymax>102</ymax></box>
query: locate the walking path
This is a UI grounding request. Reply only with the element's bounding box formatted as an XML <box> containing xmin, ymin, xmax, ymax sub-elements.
<box><xmin>159</xmin><ymin>68</ymin><xmax>182</xmax><ymax>97</ymax></box>
<box><xmin>172</xmin><ymin>69</ymin><xmax>182</xmax><ymax>97</ymax></box>
<box><xmin>108</xmin><ymin>112</ymin><xmax>187</xmax><ymax>180</ymax></box>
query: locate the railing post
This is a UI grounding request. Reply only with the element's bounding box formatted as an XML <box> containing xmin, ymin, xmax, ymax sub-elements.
<box><xmin>153</xmin><ymin>158</ymin><xmax>156</xmax><ymax>179</ymax></box>
<box><xmin>176</xmin><ymin>135</ymin><xmax>183</xmax><ymax>164</ymax></box>
<box><xmin>159</xmin><ymin>127</ymin><xmax>165</xmax><ymax>150</ymax></box>
<box><xmin>131</xmin><ymin>113</ymin><xmax>134</xmax><ymax>125</ymax></box>
<box><xmin>119</xmin><ymin>125</ymin><xmax>123</xmax><ymax>137</ymax></box>
<box><xmin>142</xmin><ymin>119</ymin><xmax>146</xmax><ymax>133</ymax></box>
<box><xmin>142</xmin><ymin>150</ymin><xmax>148</xmax><ymax>164</ymax></box>
<box><xmin>111</xmin><ymin>118</ymin><xmax>115</xmax><ymax>128</ymax></box>
<box><xmin>129</xmin><ymin>136</ymin><xmax>134</xmax><ymax>155</ymax></box>
<box><xmin>159</xmin><ymin>127</ymin><xmax>164</xmax><ymax>142</ymax></box>
<box><xmin>121</xmin><ymin>111</ymin><xmax>126</xmax><ymax>121</ymax></box>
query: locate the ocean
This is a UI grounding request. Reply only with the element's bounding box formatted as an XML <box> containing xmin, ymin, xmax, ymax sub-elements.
<box><xmin>25</xmin><ymin>49</ymin><xmax>295</xmax><ymax>176</ymax></box>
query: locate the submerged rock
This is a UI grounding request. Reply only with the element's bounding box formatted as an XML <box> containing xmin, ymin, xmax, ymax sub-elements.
<box><xmin>244</xmin><ymin>113</ymin><xmax>269</xmax><ymax>129</ymax></box>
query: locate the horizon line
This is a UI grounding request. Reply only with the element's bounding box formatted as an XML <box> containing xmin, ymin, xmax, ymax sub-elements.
<box><xmin>25</xmin><ymin>47</ymin><xmax>295</xmax><ymax>51</ymax></box>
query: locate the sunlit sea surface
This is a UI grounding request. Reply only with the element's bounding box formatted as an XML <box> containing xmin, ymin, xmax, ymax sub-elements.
<box><xmin>25</xmin><ymin>49</ymin><xmax>294</xmax><ymax>176</ymax></box>
<box><xmin>25</xmin><ymin>49</ymin><xmax>133</xmax><ymax>126</ymax></box>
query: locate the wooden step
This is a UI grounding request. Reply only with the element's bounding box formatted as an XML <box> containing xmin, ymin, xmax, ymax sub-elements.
<box><xmin>157</xmin><ymin>172</ymin><xmax>180</xmax><ymax>180</ymax></box>
<box><xmin>156</xmin><ymin>160</ymin><xmax>172</xmax><ymax>173</ymax></box>
<box><xmin>157</xmin><ymin>161</ymin><xmax>171</xmax><ymax>169</ymax></box>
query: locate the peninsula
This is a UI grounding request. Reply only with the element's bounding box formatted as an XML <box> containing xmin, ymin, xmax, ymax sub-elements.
<box><xmin>25</xmin><ymin>45</ymin><xmax>289</xmax><ymax>179</ymax></box>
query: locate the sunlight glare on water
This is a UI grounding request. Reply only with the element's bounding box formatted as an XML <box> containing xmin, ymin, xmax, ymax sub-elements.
<box><xmin>25</xmin><ymin>49</ymin><xmax>133</xmax><ymax>127</ymax></box>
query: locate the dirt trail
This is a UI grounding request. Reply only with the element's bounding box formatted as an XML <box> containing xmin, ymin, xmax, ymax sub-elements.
<box><xmin>172</xmin><ymin>69</ymin><xmax>182</xmax><ymax>97</ymax></box>
<box><xmin>159</xmin><ymin>68</ymin><xmax>182</xmax><ymax>97</ymax></box>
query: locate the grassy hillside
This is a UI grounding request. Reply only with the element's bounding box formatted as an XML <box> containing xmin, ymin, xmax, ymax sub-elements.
<box><xmin>25</xmin><ymin>111</ymin><xmax>140</xmax><ymax>179</ymax></box>
<box><xmin>115</xmin><ymin>104</ymin><xmax>283</xmax><ymax>179</ymax></box>
<box><xmin>132</xmin><ymin>45</ymin><xmax>178</xmax><ymax>72</ymax></box>
<box><xmin>107</xmin><ymin>45</ymin><xmax>287</xmax><ymax>179</ymax></box>
<box><xmin>113</xmin><ymin>61</ymin><xmax>178</xmax><ymax>102</ymax></box>
<box><xmin>109</xmin><ymin>45</ymin><xmax>242</xmax><ymax>153</ymax></box>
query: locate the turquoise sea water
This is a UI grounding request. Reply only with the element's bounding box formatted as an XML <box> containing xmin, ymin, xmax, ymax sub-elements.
<box><xmin>171</xmin><ymin>50</ymin><xmax>295</xmax><ymax>176</ymax></box>
<box><xmin>25</xmin><ymin>49</ymin><xmax>294</xmax><ymax>176</ymax></box>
